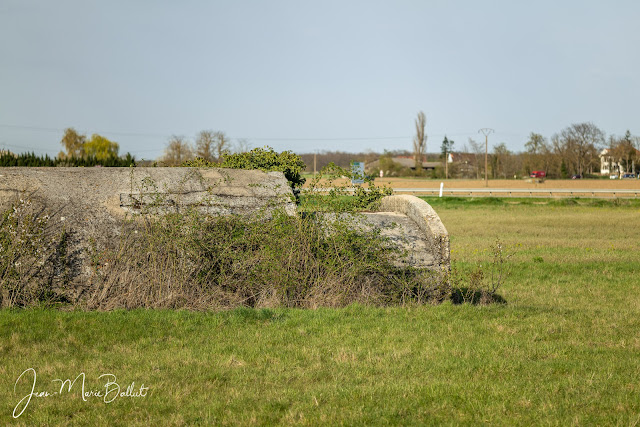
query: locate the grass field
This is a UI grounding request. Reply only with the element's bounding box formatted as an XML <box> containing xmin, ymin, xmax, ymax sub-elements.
<box><xmin>2</xmin><ymin>198</ymin><xmax>640</xmax><ymax>425</ymax></box>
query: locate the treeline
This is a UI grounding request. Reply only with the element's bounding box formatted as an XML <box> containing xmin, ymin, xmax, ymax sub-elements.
<box><xmin>300</xmin><ymin>123</ymin><xmax>640</xmax><ymax>179</ymax></box>
<box><xmin>0</xmin><ymin>151</ymin><xmax>136</xmax><ymax>167</ymax></box>
<box><xmin>0</xmin><ymin>127</ymin><xmax>136</xmax><ymax>167</ymax></box>
<box><xmin>466</xmin><ymin>125</ymin><xmax>639</xmax><ymax>179</ymax></box>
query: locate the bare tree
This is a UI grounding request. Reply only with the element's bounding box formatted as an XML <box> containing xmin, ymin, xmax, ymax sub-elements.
<box><xmin>549</xmin><ymin>134</ymin><xmax>569</xmax><ymax>178</ymax></box>
<box><xmin>59</xmin><ymin>127</ymin><xmax>86</xmax><ymax>159</ymax></box>
<box><xmin>524</xmin><ymin>132</ymin><xmax>546</xmax><ymax>155</ymax></box>
<box><xmin>492</xmin><ymin>143</ymin><xmax>518</xmax><ymax>178</ymax></box>
<box><xmin>554</xmin><ymin>122</ymin><xmax>605</xmax><ymax>176</ymax></box>
<box><xmin>234</xmin><ymin>138</ymin><xmax>251</xmax><ymax>154</ymax></box>
<box><xmin>524</xmin><ymin>132</ymin><xmax>551</xmax><ymax>175</ymax></box>
<box><xmin>491</xmin><ymin>143</ymin><xmax>505</xmax><ymax>178</ymax></box>
<box><xmin>214</xmin><ymin>131</ymin><xmax>229</xmax><ymax>159</ymax></box>
<box><xmin>468</xmin><ymin>138</ymin><xmax>483</xmax><ymax>179</ymax></box>
<box><xmin>195</xmin><ymin>130</ymin><xmax>216</xmax><ymax>161</ymax></box>
<box><xmin>608</xmin><ymin>130</ymin><xmax>639</xmax><ymax>175</ymax></box>
<box><xmin>194</xmin><ymin>130</ymin><xmax>232</xmax><ymax>161</ymax></box>
<box><xmin>162</xmin><ymin>136</ymin><xmax>193</xmax><ymax>166</ymax></box>
<box><xmin>413</xmin><ymin>111</ymin><xmax>427</xmax><ymax>170</ymax></box>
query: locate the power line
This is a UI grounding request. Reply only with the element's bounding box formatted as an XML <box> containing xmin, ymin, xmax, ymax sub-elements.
<box><xmin>0</xmin><ymin>123</ymin><xmax>489</xmax><ymax>142</ymax></box>
<box><xmin>0</xmin><ymin>142</ymin><xmax>52</xmax><ymax>153</ymax></box>
<box><xmin>0</xmin><ymin>124</ymin><xmax>169</xmax><ymax>138</ymax></box>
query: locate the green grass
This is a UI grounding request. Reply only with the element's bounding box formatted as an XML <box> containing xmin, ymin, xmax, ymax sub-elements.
<box><xmin>2</xmin><ymin>198</ymin><xmax>640</xmax><ymax>425</ymax></box>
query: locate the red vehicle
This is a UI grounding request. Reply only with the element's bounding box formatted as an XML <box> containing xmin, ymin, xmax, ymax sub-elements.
<box><xmin>530</xmin><ymin>171</ymin><xmax>546</xmax><ymax>178</ymax></box>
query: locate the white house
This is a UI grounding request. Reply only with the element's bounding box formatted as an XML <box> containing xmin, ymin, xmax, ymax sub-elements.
<box><xmin>600</xmin><ymin>148</ymin><xmax>638</xmax><ymax>176</ymax></box>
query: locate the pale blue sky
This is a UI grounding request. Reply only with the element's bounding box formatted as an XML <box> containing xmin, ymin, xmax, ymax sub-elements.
<box><xmin>1</xmin><ymin>0</ymin><xmax>639</xmax><ymax>160</ymax></box>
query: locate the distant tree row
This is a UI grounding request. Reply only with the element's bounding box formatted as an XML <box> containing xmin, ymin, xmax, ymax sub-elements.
<box><xmin>436</xmin><ymin>123</ymin><xmax>639</xmax><ymax>179</ymax></box>
<box><xmin>404</xmin><ymin>113</ymin><xmax>639</xmax><ymax>179</ymax></box>
<box><xmin>297</xmin><ymin>122</ymin><xmax>639</xmax><ymax>180</ymax></box>
<box><xmin>489</xmin><ymin>123</ymin><xmax>639</xmax><ymax>179</ymax></box>
<box><xmin>0</xmin><ymin>151</ymin><xmax>136</xmax><ymax>167</ymax></box>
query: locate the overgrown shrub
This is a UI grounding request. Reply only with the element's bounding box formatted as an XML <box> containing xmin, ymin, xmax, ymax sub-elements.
<box><xmin>0</xmin><ymin>199</ymin><xmax>69</xmax><ymax>307</ymax></box>
<box><xmin>449</xmin><ymin>240</ymin><xmax>510</xmax><ymax>305</ymax></box>
<box><xmin>82</xmin><ymin>208</ymin><xmax>450</xmax><ymax>310</ymax></box>
<box><xmin>301</xmin><ymin>162</ymin><xmax>393</xmax><ymax>212</ymax></box>
<box><xmin>184</xmin><ymin>146</ymin><xmax>306</xmax><ymax>189</ymax></box>
<box><xmin>377</xmin><ymin>153</ymin><xmax>412</xmax><ymax>177</ymax></box>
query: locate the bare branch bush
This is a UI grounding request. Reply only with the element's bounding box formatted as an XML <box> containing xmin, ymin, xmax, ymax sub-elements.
<box><xmin>450</xmin><ymin>239</ymin><xmax>510</xmax><ymax>305</ymax></box>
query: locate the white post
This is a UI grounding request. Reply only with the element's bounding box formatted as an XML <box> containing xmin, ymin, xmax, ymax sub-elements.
<box><xmin>439</xmin><ymin>182</ymin><xmax>444</xmax><ymax>197</ymax></box>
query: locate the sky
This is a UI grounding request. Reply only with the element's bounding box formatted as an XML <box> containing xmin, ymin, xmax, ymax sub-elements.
<box><xmin>1</xmin><ymin>0</ymin><xmax>639</xmax><ymax>160</ymax></box>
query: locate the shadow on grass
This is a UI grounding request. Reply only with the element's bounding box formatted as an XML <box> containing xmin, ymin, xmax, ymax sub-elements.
<box><xmin>226</xmin><ymin>307</ymin><xmax>288</xmax><ymax>323</ymax></box>
<box><xmin>450</xmin><ymin>288</ymin><xmax>507</xmax><ymax>305</ymax></box>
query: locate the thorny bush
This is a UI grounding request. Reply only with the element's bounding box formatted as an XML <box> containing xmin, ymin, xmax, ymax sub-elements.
<box><xmin>0</xmin><ymin>198</ymin><xmax>70</xmax><ymax>308</ymax></box>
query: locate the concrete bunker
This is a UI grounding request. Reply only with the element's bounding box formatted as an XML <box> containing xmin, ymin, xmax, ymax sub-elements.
<box><xmin>0</xmin><ymin>167</ymin><xmax>449</xmax><ymax>288</ymax></box>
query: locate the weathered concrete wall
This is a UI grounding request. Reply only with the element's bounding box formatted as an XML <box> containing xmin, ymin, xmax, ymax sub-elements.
<box><xmin>377</xmin><ymin>195</ymin><xmax>450</xmax><ymax>270</ymax></box>
<box><xmin>0</xmin><ymin>167</ymin><xmax>295</xmax><ymax>285</ymax></box>
<box><xmin>0</xmin><ymin>167</ymin><xmax>295</xmax><ymax>218</ymax></box>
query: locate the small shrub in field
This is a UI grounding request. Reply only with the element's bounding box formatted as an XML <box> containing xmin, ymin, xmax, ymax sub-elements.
<box><xmin>450</xmin><ymin>239</ymin><xmax>510</xmax><ymax>305</ymax></box>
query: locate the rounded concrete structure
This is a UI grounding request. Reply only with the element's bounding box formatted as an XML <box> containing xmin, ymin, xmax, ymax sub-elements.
<box><xmin>377</xmin><ymin>195</ymin><xmax>450</xmax><ymax>270</ymax></box>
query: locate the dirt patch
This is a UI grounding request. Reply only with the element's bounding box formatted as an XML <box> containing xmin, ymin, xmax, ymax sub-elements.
<box><xmin>376</xmin><ymin>178</ymin><xmax>640</xmax><ymax>190</ymax></box>
<box><xmin>304</xmin><ymin>178</ymin><xmax>640</xmax><ymax>190</ymax></box>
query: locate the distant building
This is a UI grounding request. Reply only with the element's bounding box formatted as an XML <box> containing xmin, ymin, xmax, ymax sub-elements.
<box><xmin>367</xmin><ymin>156</ymin><xmax>440</xmax><ymax>173</ymax></box>
<box><xmin>600</xmin><ymin>148</ymin><xmax>638</xmax><ymax>176</ymax></box>
<box><xmin>448</xmin><ymin>153</ymin><xmax>479</xmax><ymax>178</ymax></box>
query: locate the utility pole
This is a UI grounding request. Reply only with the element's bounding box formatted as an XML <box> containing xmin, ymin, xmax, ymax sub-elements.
<box><xmin>478</xmin><ymin>128</ymin><xmax>494</xmax><ymax>187</ymax></box>
<box><xmin>313</xmin><ymin>151</ymin><xmax>317</xmax><ymax>177</ymax></box>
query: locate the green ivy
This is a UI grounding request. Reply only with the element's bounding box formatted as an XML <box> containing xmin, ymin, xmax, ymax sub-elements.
<box><xmin>183</xmin><ymin>147</ymin><xmax>306</xmax><ymax>189</ymax></box>
<box><xmin>302</xmin><ymin>162</ymin><xmax>393</xmax><ymax>212</ymax></box>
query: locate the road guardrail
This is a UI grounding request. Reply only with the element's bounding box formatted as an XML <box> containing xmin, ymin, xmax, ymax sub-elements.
<box><xmin>391</xmin><ymin>188</ymin><xmax>640</xmax><ymax>198</ymax></box>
